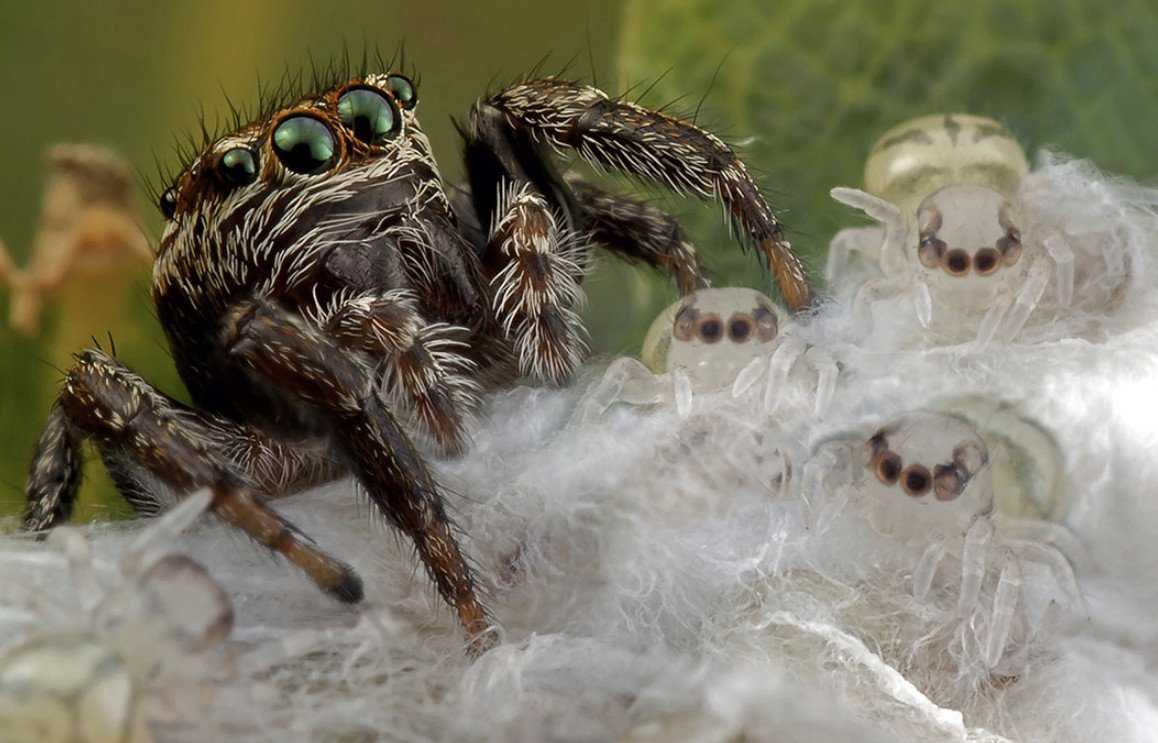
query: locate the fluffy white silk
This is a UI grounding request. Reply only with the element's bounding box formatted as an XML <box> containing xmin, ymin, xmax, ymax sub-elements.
<box><xmin>3</xmin><ymin>155</ymin><xmax>1158</xmax><ymax>742</ymax></box>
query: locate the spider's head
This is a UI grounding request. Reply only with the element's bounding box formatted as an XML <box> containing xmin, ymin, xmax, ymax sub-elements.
<box><xmin>642</xmin><ymin>287</ymin><xmax>787</xmax><ymax>390</ymax></box>
<box><xmin>858</xmin><ymin>411</ymin><xmax>993</xmax><ymax>539</ymax></box>
<box><xmin>153</xmin><ymin>72</ymin><xmax>431</xmax><ymax>302</ymax></box>
<box><xmin>913</xmin><ymin>184</ymin><xmax>1027</xmax><ymax>305</ymax></box>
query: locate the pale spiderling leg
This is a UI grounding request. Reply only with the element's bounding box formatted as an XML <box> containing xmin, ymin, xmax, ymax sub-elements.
<box><xmin>912</xmin><ymin>540</ymin><xmax>947</xmax><ymax>603</ymax></box>
<box><xmin>959</xmin><ymin>516</ymin><xmax>995</xmax><ymax>615</ymax></box>
<box><xmin>803</xmin><ymin>346</ymin><xmax>838</xmax><ymax>418</ymax></box>
<box><xmin>48</xmin><ymin>527</ymin><xmax>102</xmax><ymax>614</ymax></box>
<box><xmin>829</xmin><ymin>187</ymin><xmax>910</xmax><ymax>275</ymax></box>
<box><xmin>732</xmin><ymin>355</ymin><xmax>767</xmax><ymax>398</ymax></box>
<box><xmin>119</xmin><ymin>490</ymin><xmax>213</xmax><ymax>577</ymax></box>
<box><xmin>973</xmin><ymin>301</ymin><xmax>1010</xmax><ymax>350</ymax></box>
<box><xmin>672</xmin><ymin>366</ymin><xmax>694</xmax><ymax>417</ymax></box>
<box><xmin>1044</xmin><ymin>234</ymin><xmax>1075</xmax><ymax>308</ymax></box>
<box><xmin>998</xmin><ymin>517</ymin><xmax>1091</xmax><ymax>575</ymax></box>
<box><xmin>762</xmin><ymin>337</ymin><xmax>807</xmax><ymax>413</ymax></box>
<box><xmin>996</xmin><ymin>260</ymin><xmax>1049</xmax><ymax>342</ymax></box>
<box><xmin>849</xmin><ymin>277</ymin><xmax>906</xmax><ymax>336</ymax></box>
<box><xmin>1007</xmin><ymin>537</ymin><xmax>1086</xmax><ymax>615</ymax></box>
<box><xmin>576</xmin><ymin>356</ymin><xmax>660</xmax><ymax>421</ymax></box>
<box><xmin>985</xmin><ymin>550</ymin><xmax>1022</xmax><ymax>668</ymax></box>
<box><xmin>825</xmin><ymin>226</ymin><xmax>883</xmax><ymax>285</ymax></box>
<box><xmin>913</xmin><ymin>280</ymin><xmax>933</xmax><ymax>328</ymax></box>
<box><xmin>799</xmin><ymin>446</ymin><xmax>846</xmax><ymax>532</ymax></box>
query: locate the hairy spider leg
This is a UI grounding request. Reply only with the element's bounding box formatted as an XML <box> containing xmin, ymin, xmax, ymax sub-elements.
<box><xmin>23</xmin><ymin>349</ymin><xmax>363</xmax><ymax>603</ymax></box>
<box><xmin>225</xmin><ymin>300</ymin><xmax>494</xmax><ymax>651</ymax></box>
<box><xmin>471</xmin><ymin>78</ymin><xmax>810</xmax><ymax>311</ymax></box>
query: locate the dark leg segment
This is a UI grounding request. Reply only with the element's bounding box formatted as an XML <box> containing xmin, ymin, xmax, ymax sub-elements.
<box><xmin>24</xmin><ymin>349</ymin><xmax>362</xmax><ymax>602</ymax></box>
<box><xmin>225</xmin><ymin>300</ymin><xmax>493</xmax><ymax>647</ymax></box>
<box><xmin>475</xmin><ymin>79</ymin><xmax>811</xmax><ymax>310</ymax></box>
<box><xmin>566</xmin><ymin>174</ymin><xmax>708</xmax><ymax>295</ymax></box>
<box><xmin>320</xmin><ymin>289</ymin><xmax>481</xmax><ymax>456</ymax></box>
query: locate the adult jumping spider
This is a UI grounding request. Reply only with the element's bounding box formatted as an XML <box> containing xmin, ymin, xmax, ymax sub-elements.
<box><xmin>21</xmin><ymin>64</ymin><xmax>810</xmax><ymax>650</ymax></box>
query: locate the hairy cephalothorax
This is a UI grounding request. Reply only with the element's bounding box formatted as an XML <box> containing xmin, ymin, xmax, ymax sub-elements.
<box><xmin>21</xmin><ymin>64</ymin><xmax>810</xmax><ymax>652</ymax></box>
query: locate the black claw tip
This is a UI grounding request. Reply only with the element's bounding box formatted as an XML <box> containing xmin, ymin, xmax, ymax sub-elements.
<box><xmin>330</xmin><ymin>570</ymin><xmax>365</xmax><ymax>603</ymax></box>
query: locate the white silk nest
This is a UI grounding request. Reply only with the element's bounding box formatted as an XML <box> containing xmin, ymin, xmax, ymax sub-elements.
<box><xmin>3</xmin><ymin>154</ymin><xmax>1158</xmax><ymax>742</ymax></box>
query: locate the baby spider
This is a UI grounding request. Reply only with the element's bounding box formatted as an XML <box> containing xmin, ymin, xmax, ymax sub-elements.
<box><xmin>580</xmin><ymin>287</ymin><xmax>837</xmax><ymax>420</ymax></box>
<box><xmin>20</xmin><ymin>63</ymin><xmax>810</xmax><ymax>651</ymax></box>
<box><xmin>827</xmin><ymin>113</ymin><xmax>1128</xmax><ymax>347</ymax></box>
<box><xmin>801</xmin><ymin>411</ymin><xmax>1083</xmax><ymax>670</ymax></box>
<box><xmin>0</xmin><ymin>493</ymin><xmax>231</xmax><ymax>743</ymax></box>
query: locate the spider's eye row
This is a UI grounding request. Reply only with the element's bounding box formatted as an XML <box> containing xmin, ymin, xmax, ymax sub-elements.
<box><xmin>385</xmin><ymin>74</ymin><xmax>418</xmax><ymax>110</ymax></box>
<box><xmin>217</xmin><ymin>146</ymin><xmax>258</xmax><ymax>186</ymax></box>
<box><xmin>272</xmin><ymin>116</ymin><xmax>337</xmax><ymax>175</ymax></box>
<box><xmin>338</xmin><ymin>88</ymin><xmax>401</xmax><ymax>145</ymax></box>
<box><xmin>159</xmin><ymin>187</ymin><xmax>178</xmax><ymax>219</ymax></box>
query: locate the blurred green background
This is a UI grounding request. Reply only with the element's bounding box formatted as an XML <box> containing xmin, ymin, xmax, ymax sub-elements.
<box><xmin>2</xmin><ymin>0</ymin><xmax>1157</xmax><ymax>520</ymax></box>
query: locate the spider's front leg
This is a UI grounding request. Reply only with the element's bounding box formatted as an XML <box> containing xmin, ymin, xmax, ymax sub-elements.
<box><xmin>484</xmin><ymin>181</ymin><xmax>589</xmax><ymax>385</ymax></box>
<box><xmin>225</xmin><ymin>300</ymin><xmax>494</xmax><ymax>649</ymax></box>
<box><xmin>472</xmin><ymin>78</ymin><xmax>811</xmax><ymax>311</ymax></box>
<box><xmin>23</xmin><ymin>350</ymin><xmax>363</xmax><ymax>602</ymax></box>
<box><xmin>318</xmin><ymin>289</ymin><xmax>481</xmax><ymax>456</ymax></box>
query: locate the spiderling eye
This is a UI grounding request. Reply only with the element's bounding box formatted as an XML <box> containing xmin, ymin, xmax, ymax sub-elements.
<box><xmin>696</xmin><ymin>314</ymin><xmax>723</xmax><ymax>343</ymax></box>
<box><xmin>338</xmin><ymin>88</ymin><xmax>401</xmax><ymax>145</ymax></box>
<box><xmin>217</xmin><ymin>147</ymin><xmax>258</xmax><ymax>186</ymax></box>
<box><xmin>752</xmin><ymin>305</ymin><xmax>779</xmax><ymax>342</ymax></box>
<box><xmin>272</xmin><ymin>116</ymin><xmax>337</xmax><ymax>174</ymax></box>
<box><xmin>385</xmin><ymin>74</ymin><xmax>418</xmax><ymax>109</ymax></box>
<box><xmin>159</xmin><ymin>187</ymin><xmax>178</xmax><ymax>219</ymax></box>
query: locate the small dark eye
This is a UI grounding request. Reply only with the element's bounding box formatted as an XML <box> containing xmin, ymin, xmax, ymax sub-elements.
<box><xmin>933</xmin><ymin>464</ymin><xmax>964</xmax><ymax>501</ymax></box>
<box><xmin>974</xmin><ymin>248</ymin><xmax>1000</xmax><ymax>275</ymax></box>
<box><xmin>217</xmin><ymin>147</ymin><xmax>258</xmax><ymax>186</ymax></box>
<box><xmin>901</xmin><ymin>464</ymin><xmax>931</xmax><ymax>496</ymax></box>
<box><xmin>943</xmin><ymin>249</ymin><xmax>971</xmax><ymax>276</ymax></box>
<box><xmin>875</xmin><ymin>451</ymin><xmax>902</xmax><ymax>485</ymax></box>
<box><xmin>728</xmin><ymin>315</ymin><xmax>752</xmax><ymax>342</ymax></box>
<box><xmin>385</xmin><ymin>74</ymin><xmax>418</xmax><ymax>109</ymax></box>
<box><xmin>697</xmin><ymin>315</ymin><xmax>723</xmax><ymax>343</ymax></box>
<box><xmin>272</xmin><ymin>115</ymin><xmax>337</xmax><ymax>174</ymax></box>
<box><xmin>338</xmin><ymin>88</ymin><xmax>401</xmax><ymax>144</ymax></box>
<box><xmin>673</xmin><ymin>305</ymin><xmax>698</xmax><ymax>341</ymax></box>
<box><xmin>918</xmin><ymin>235</ymin><xmax>944</xmax><ymax>268</ymax></box>
<box><xmin>159</xmin><ymin>187</ymin><xmax>178</xmax><ymax>219</ymax></box>
<box><xmin>752</xmin><ymin>306</ymin><xmax>778</xmax><ymax>342</ymax></box>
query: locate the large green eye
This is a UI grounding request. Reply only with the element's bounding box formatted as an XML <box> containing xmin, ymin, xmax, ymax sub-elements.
<box><xmin>218</xmin><ymin>146</ymin><xmax>258</xmax><ymax>186</ymax></box>
<box><xmin>272</xmin><ymin>116</ymin><xmax>336</xmax><ymax>174</ymax></box>
<box><xmin>337</xmin><ymin>88</ymin><xmax>400</xmax><ymax>144</ymax></box>
<box><xmin>385</xmin><ymin>74</ymin><xmax>417</xmax><ymax>110</ymax></box>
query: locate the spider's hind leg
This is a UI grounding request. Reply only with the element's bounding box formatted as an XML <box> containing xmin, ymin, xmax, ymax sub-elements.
<box><xmin>22</xmin><ymin>349</ymin><xmax>362</xmax><ymax>602</ymax></box>
<box><xmin>566</xmin><ymin>175</ymin><xmax>708</xmax><ymax>296</ymax></box>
